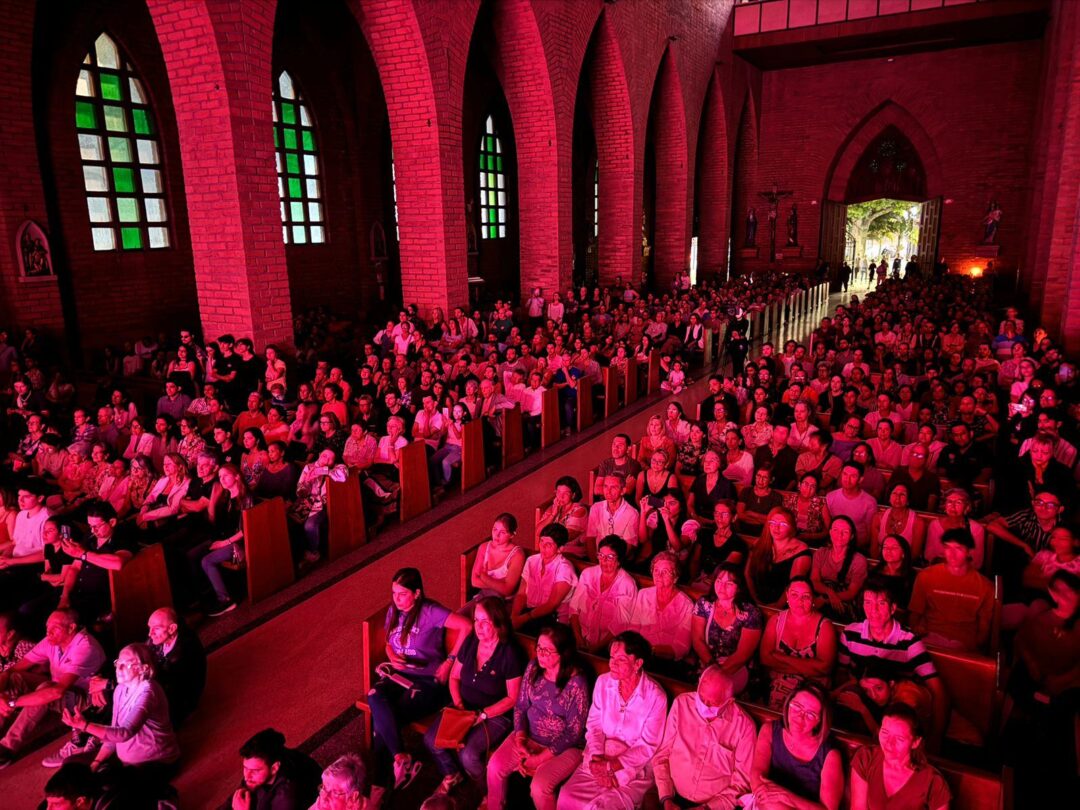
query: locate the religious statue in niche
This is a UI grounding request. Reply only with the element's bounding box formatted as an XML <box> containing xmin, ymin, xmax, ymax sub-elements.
<box><xmin>787</xmin><ymin>204</ymin><xmax>799</xmax><ymax>247</ymax></box>
<box><xmin>466</xmin><ymin>199</ymin><xmax>479</xmax><ymax>255</ymax></box>
<box><xmin>369</xmin><ymin>219</ymin><xmax>388</xmax><ymax>263</ymax></box>
<box><xmin>759</xmin><ymin>183</ymin><xmax>793</xmax><ymax>261</ymax></box>
<box><xmin>641</xmin><ymin>209</ymin><xmax>651</xmax><ymax>257</ymax></box>
<box><xmin>17</xmin><ymin>221</ymin><xmax>53</xmax><ymax>278</ymax></box>
<box><xmin>745</xmin><ymin>207</ymin><xmax>757</xmax><ymax>247</ymax></box>
<box><xmin>982</xmin><ymin>200</ymin><xmax>1003</xmax><ymax>245</ymax></box>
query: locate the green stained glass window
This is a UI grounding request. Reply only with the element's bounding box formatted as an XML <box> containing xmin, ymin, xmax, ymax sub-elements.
<box><xmin>76</xmin><ymin>101</ymin><xmax>97</xmax><ymax>129</ymax></box>
<box><xmin>132</xmin><ymin>108</ymin><xmax>151</xmax><ymax>135</ymax></box>
<box><xmin>477</xmin><ymin>115</ymin><xmax>509</xmax><ymax>240</ymax></box>
<box><xmin>273</xmin><ymin>70</ymin><xmax>325</xmax><ymax>244</ymax></box>
<box><xmin>75</xmin><ymin>33</ymin><xmax>169</xmax><ymax>251</ymax></box>
<box><xmin>120</xmin><ymin>227</ymin><xmax>142</xmax><ymax>248</ymax></box>
<box><xmin>117</xmin><ymin>198</ymin><xmax>139</xmax><ymax>222</ymax></box>
<box><xmin>113</xmin><ymin>168</ymin><xmax>134</xmax><ymax>193</ymax></box>
<box><xmin>108</xmin><ymin>137</ymin><xmax>131</xmax><ymax>162</ymax></box>
<box><xmin>99</xmin><ymin>72</ymin><xmax>122</xmax><ymax>101</ymax></box>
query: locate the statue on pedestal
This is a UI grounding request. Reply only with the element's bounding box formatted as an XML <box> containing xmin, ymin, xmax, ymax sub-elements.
<box><xmin>982</xmin><ymin>199</ymin><xmax>1002</xmax><ymax>245</ymax></box>
<box><xmin>786</xmin><ymin>204</ymin><xmax>799</xmax><ymax>247</ymax></box>
<box><xmin>745</xmin><ymin>208</ymin><xmax>758</xmax><ymax>247</ymax></box>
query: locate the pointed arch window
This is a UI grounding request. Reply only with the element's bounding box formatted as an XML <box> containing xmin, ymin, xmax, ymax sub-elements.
<box><xmin>478</xmin><ymin>115</ymin><xmax>507</xmax><ymax>239</ymax></box>
<box><xmin>273</xmin><ymin>71</ymin><xmax>325</xmax><ymax>244</ymax></box>
<box><xmin>75</xmin><ymin>33</ymin><xmax>169</xmax><ymax>251</ymax></box>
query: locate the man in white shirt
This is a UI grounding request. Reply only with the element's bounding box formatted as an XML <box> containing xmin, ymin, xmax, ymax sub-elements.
<box><xmin>0</xmin><ymin>480</ymin><xmax>51</xmax><ymax>611</ymax></box>
<box><xmin>653</xmin><ymin>666</ymin><xmax>756</xmax><ymax>810</ymax></box>
<box><xmin>0</xmin><ymin>609</ymin><xmax>106</xmax><ymax>765</ymax></box>
<box><xmin>585</xmin><ymin>477</ymin><xmax>640</xmax><ymax>560</ymax></box>
<box><xmin>557</xmin><ymin>632</ymin><xmax>667</xmax><ymax>810</ymax></box>
<box><xmin>825</xmin><ymin>462</ymin><xmax>879</xmax><ymax>549</ymax></box>
<box><xmin>411</xmin><ymin>394</ymin><xmax>446</xmax><ymax>456</ymax></box>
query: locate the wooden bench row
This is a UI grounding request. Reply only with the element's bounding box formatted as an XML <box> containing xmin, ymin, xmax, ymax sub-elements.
<box><xmin>353</xmin><ymin>600</ymin><xmax>1003</xmax><ymax>810</ymax></box>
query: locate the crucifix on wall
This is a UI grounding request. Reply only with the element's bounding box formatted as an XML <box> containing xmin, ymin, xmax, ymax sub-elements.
<box><xmin>759</xmin><ymin>183</ymin><xmax>793</xmax><ymax>261</ymax></box>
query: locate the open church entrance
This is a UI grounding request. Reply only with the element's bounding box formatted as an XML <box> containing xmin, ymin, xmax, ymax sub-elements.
<box><xmin>819</xmin><ymin>125</ymin><xmax>941</xmax><ymax>290</ymax></box>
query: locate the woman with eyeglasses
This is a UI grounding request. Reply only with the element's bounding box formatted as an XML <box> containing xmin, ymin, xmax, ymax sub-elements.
<box><xmin>568</xmin><ymin>535</ymin><xmax>637</xmax><ymax>654</ymax></box>
<box><xmin>922</xmin><ymin>488</ymin><xmax>986</xmax><ymax>570</ymax></box>
<box><xmin>311</xmin><ymin>753</ymin><xmax>366</xmax><ymax>810</ymax></box>
<box><xmin>761</xmin><ymin>577</ymin><xmax>838</xmax><ymax>711</ymax></box>
<box><xmin>486</xmin><ymin>624</ymin><xmax>588</xmax><ymax>810</ymax></box>
<box><xmin>57</xmin><ymin>643</ymin><xmax>179</xmax><ymax>802</ymax></box>
<box><xmin>850</xmin><ymin>703</ymin><xmax>950</xmax><ymax>810</ymax></box>
<box><xmin>749</xmin><ymin>680</ymin><xmax>844</xmax><ymax>810</ymax></box>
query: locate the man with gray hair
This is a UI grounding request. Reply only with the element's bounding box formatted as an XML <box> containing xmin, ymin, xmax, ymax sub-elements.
<box><xmin>651</xmin><ymin>665</ymin><xmax>756</xmax><ymax>809</ymax></box>
<box><xmin>312</xmin><ymin>753</ymin><xmax>367</xmax><ymax>809</ymax></box>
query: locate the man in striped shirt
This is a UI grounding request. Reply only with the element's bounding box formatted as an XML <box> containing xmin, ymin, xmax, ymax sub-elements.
<box><xmin>837</xmin><ymin>578</ymin><xmax>948</xmax><ymax>748</ymax></box>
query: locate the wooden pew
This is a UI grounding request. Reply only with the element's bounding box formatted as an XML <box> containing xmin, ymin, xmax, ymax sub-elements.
<box><xmin>399</xmin><ymin>440</ymin><xmax>432</xmax><ymax>522</ymax></box>
<box><xmin>576</xmin><ymin>375</ymin><xmax>595</xmax><ymax>432</ymax></box>
<box><xmin>647</xmin><ymin>350</ymin><xmax>662</xmax><ymax>394</ymax></box>
<box><xmin>326</xmin><ymin>470</ymin><xmax>367</xmax><ymax>561</ymax></box>
<box><xmin>501</xmin><ymin>405</ymin><xmax>525</xmax><ymax>468</ymax></box>
<box><xmin>460</xmin><ymin>418</ymin><xmax>486</xmax><ymax>492</ymax></box>
<box><xmin>541</xmin><ymin>387</ymin><xmax>561</xmax><ymax>448</ymax></box>
<box><xmin>110</xmin><ymin>543</ymin><xmax>173</xmax><ymax>646</ymax></box>
<box><xmin>624</xmin><ymin>358</ymin><xmax>640</xmax><ymax>406</ymax></box>
<box><xmin>350</xmin><ymin>608</ymin><xmax>1004</xmax><ymax>810</ymax></box>
<box><xmin>703</xmin><ymin>327</ymin><xmax>714</xmax><ymax>367</ymax></box>
<box><xmin>241</xmin><ymin>497</ymin><xmax>295</xmax><ymax>603</ymax></box>
<box><xmin>602</xmin><ymin>366</ymin><xmax>619</xmax><ymax>419</ymax></box>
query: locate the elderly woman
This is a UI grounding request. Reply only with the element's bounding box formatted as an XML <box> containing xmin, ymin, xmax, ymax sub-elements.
<box><xmin>423</xmin><ymin>596</ymin><xmax>523</xmax><ymax>800</ymax></box>
<box><xmin>923</xmin><ymin>488</ymin><xmax>986</xmax><ymax>570</ymax></box>
<box><xmin>742</xmin><ymin>405</ymin><xmax>775</xmax><ymax>451</ymax></box>
<box><xmin>58</xmin><ymin>643</ymin><xmax>179</xmax><ymax>801</ymax></box>
<box><xmin>691</xmin><ymin>563</ymin><xmax>763</xmax><ymax>694</ymax></box>
<box><xmin>737</xmin><ymin>466</ymin><xmax>784</xmax><ymax>535</ymax></box>
<box><xmin>850</xmin><ymin>703</ymin><xmax>950</xmax><ymax>810</ymax></box>
<box><xmin>486</xmin><ymin>624</ymin><xmax>588</xmax><ymax>810</ymax></box>
<box><xmin>749</xmin><ymin>681</ymin><xmax>844</xmax><ymax>810</ymax></box>
<box><xmin>288</xmin><ymin>447</ymin><xmax>348</xmax><ymax>567</ymax></box>
<box><xmin>760</xmin><ymin>577</ymin><xmax>838</xmax><ymax>710</ymax></box>
<box><xmin>569</xmin><ymin>535</ymin><xmax>637</xmax><ymax>655</ymax></box>
<box><xmin>624</xmin><ymin>552</ymin><xmax>694</xmax><ymax>672</ymax></box>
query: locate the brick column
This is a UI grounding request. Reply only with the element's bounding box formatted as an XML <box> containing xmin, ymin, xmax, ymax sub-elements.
<box><xmin>697</xmin><ymin>69</ymin><xmax>731</xmax><ymax>283</ymax></box>
<box><xmin>147</xmin><ymin>0</ymin><xmax>293</xmax><ymax>349</ymax></box>
<box><xmin>652</xmin><ymin>48</ymin><xmax>690</xmax><ymax>290</ymax></box>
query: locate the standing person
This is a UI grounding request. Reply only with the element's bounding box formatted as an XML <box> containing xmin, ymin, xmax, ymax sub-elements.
<box><xmin>557</xmin><ymin>632</ymin><xmax>668</xmax><ymax>810</ymax></box>
<box><xmin>486</xmin><ymin>624</ymin><xmax>589</xmax><ymax>810</ymax></box>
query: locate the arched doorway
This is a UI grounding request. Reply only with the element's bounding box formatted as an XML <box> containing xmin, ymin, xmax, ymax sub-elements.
<box><xmin>820</xmin><ymin>103</ymin><xmax>944</xmax><ymax>288</ymax></box>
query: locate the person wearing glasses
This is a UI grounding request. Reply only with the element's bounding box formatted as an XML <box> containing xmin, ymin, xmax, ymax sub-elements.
<box><xmin>55</xmin><ymin>643</ymin><xmax>179</xmax><ymax>803</ymax></box>
<box><xmin>486</xmin><ymin>624</ymin><xmax>589</xmax><ymax>810</ymax></box>
<box><xmin>311</xmin><ymin>753</ymin><xmax>367</xmax><ymax>810</ymax></box>
<box><xmin>748</xmin><ymin>681</ymin><xmax>844</xmax><ymax>810</ymax></box>
<box><xmin>922</xmin><ymin>489</ymin><xmax>987</xmax><ymax>570</ymax></box>
<box><xmin>568</xmin><ymin>535</ymin><xmax>637</xmax><ymax>654</ymax></box>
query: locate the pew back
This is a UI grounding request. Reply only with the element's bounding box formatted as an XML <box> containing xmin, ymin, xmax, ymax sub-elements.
<box><xmin>242</xmin><ymin>497</ymin><xmax>295</xmax><ymax>603</ymax></box>
<box><xmin>110</xmin><ymin>543</ymin><xmax>172</xmax><ymax>647</ymax></box>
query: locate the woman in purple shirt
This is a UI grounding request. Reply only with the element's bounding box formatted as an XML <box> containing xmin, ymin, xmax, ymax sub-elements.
<box><xmin>369</xmin><ymin>568</ymin><xmax>471</xmax><ymax>795</ymax></box>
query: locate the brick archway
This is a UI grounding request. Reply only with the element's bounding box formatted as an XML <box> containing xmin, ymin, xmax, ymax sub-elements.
<box><xmin>651</xmin><ymin>47</ymin><xmax>690</xmax><ymax>289</ymax></box>
<box><xmin>824</xmin><ymin>100</ymin><xmax>944</xmax><ymax>204</ymax></box>
<box><xmin>696</xmin><ymin>67</ymin><xmax>730</xmax><ymax>283</ymax></box>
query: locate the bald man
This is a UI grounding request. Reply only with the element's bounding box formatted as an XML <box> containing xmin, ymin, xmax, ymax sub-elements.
<box><xmin>652</xmin><ymin>666</ymin><xmax>757</xmax><ymax>809</ymax></box>
<box><xmin>147</xmin><ymin>606</ymin><xmax>206</xmax><ymax>728</ymax></box>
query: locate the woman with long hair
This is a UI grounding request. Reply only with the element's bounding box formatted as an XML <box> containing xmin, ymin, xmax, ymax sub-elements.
<box><xmin>811</xmin><ymin>516</ymin><xmax>869</xmax><ymax>620</ymax></box>
<box><xmin>486</xmin><ymin>623</ymin><xmax>588</xmax><ymax>810</ymax></box>
<box><xmin>691</xmin><ymin>563</ymin><xmax>763</xmax><ymax>694</ymax></box>
<box><xmin>850</xmin><ymin>703</ymin><xmax>950</xmax><ymax>810</ymax></box>
<box><xmin>746</xmin><ymin>507</ymin><xmax>812</xmax><ymax>608</ymax></box>
<box><xmin>369</xmin><ymin>568</ymin><xmax>472</xmax><ymax>795</ymax></box>
<box><xmin>761</xmin><ymin>577</ymin><xmax>838</xmax><ymax>710</ymax></box>
<box><xmin>191</xmin><ymin>463</ymin><xmax>254</xmax><ymax>617</ymax></box>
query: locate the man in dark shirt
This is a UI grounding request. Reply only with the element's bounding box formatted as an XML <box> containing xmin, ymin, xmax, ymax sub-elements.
<box><xmin>58</xmin><ymin>502</ymin><xmax>134</xmax><ymax>626</ymax></box>
<box><xmin>212</xmin><ymin>334</ymin><xmax>240</xmax><ymax>411</ymax></box>
<box><xmin>887</xmin><ymin>445</ymin><xmax>941</xmax><ymax>512</ymax></box>
<box><xmin>936</xmin><ymin>422</ymin><xmax>991</xmax><ymax>491</ymax></box>
<box><xmin>699</xmin><ymin>376</ymin><xmax>738</xmax><ymax>424</ymax></box>
<box><xmin>147</xmin><ymin>607</ymin><xmax>206</xmax><ymax>728</ymax></box>
<box><xmin>218</xmin><ymin>729</ymin><xmax>321</xmax><ymax>810</ymax></box>
<box><xmin>233</xmin><ymin>338</ymin><xmax>264</xmax><ymax>402</ymax></box>
<box><xmin>753</xmin><ymin>424</ymin><xmax>798</xmax><ymax>490</ymax></box>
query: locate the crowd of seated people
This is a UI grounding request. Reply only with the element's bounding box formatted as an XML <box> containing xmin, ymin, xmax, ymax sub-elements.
<box><xmin>357</xmin><ymin>274</ymin><xmax>1077</xmax><ymax>808</ymax></box>
<box><xmin>1</xmin><ymin>269</ymin><xmax>1077</xmax><ymax>807</ymax></box>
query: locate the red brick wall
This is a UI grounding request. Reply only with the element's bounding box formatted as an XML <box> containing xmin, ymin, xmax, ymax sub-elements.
<box><xmin>733</xmin><ymin>41</ymin><xmax>1042</xmax><ymax>278</ymax></box>
<box><xmin>35</xmin><ymin>0</ymin><xmax>198</xmax><ymax>358</ymax></box>
<box><xmin>0</xmin><ymin>1</ymin><xmax>65</xmax><ymax>342</ymax></box>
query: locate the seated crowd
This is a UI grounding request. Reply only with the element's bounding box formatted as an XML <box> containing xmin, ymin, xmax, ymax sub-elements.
<box><xmin>1</xmin><ymin>272</ymin><xmax>1077</xmax><ymax>807</ymax></box>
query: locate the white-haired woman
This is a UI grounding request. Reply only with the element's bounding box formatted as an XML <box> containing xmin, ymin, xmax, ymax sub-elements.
<box><xmin>312</xmin><ymin>752</ymin><xmax>367</xmax><ymax>810</ymax></box>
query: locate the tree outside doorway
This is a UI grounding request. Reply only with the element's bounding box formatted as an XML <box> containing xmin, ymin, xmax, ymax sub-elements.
<box><xmin>845</xmin><ymin>198</ymin><xmax>922</xmax><ymax>280</ymax></box>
